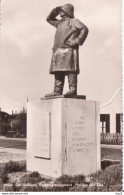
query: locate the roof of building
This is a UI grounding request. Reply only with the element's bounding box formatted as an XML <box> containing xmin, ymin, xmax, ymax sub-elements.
<box><xmin>100</xmin><ymin>87</ymin><xmax>122</xmax><ymax>108</ymax></box>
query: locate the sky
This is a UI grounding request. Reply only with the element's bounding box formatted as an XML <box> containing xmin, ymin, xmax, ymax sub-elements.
<box><xmin>0</xmin><ymin>0</ymin><xmax>122</xmax><ymax>114</ymax></box>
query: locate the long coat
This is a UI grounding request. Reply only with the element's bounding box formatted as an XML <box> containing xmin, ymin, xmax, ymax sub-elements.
<box><xmin>47</xmin><ymin>8</ymin><xmax>88</xmax><ymax>75</ymax></box>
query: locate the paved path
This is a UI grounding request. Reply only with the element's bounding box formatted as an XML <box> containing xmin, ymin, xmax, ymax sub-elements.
<box><xmin>101</xmin><ymin>144</ymin><xmax>122</xmax><ymax>149</ymax></box>
<box><xmin>0</xmin><ymin>147</ymin><xmax>26</xmax><ymax>163</ymax></box>
<box><xmin>0</xmin><ymin>137</ymin><xmax>26</xmax><ymax>163</ymax></box>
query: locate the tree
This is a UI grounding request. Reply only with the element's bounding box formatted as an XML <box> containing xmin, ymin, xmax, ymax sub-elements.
<box><xmin>10</xmin><ymin>112</ymin><xmax>26</xmax><ymax>137</ymax></box>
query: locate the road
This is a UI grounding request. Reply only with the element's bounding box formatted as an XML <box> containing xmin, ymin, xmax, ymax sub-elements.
<box><xmin>0</xmin><ymin>136</ymin><xmax>26</xmax><ymax>150</ymax></box>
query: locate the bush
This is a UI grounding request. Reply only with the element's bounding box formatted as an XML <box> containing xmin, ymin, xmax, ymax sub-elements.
<box><xmin>90</xmin><ymin>162</ymin><xmax>122</xmax><ymax>191</ymax></box>
<box><xmin>55</xmin><ymin>174</ymin><xmax>85</xmax><ymax>185</ymax></box>
<box><xmin>2</xmin><ymin>183</ymin><xmax>21</xmax><ymax>192</ymax></box>
<box><xmin>20</xmin><ymin>171</ymin><xmax>46</xmax><ymax>184</ymax></box>
<box><xmin>87</xmin><ymin>185</ymin><xmax>106</xmax><ymax>192</ymax></box>
<box><xmin>43</xmin><ymin>185</ymin><xmax>70</xmax><ymax>192</ymax></box>
<box><xmin>108</xmin><ymin>184</ymin><xmax>122</xmax><ymax>191</ymax></box>
<box><xmin>19</xmin><ymin>174</ymin><xmax>85</xmax><ymax>192</ymax></box>
<box><xmin>18</xmin><ymin>184</ymin><xmax>44</xmax><ymax>192</ymax></box>
<box><xmin>69</xmin><ymin>184</ymin><xmax>88</xmax><ymax>192</ymax></box>
<box><xmin>0</xmin><ymin>172</ymin><xmax>9</xmax><ymax>184</ymax></box>
<box><xmin>0</xmin><ymin>161</ymin><xmax>122</xmax><ymax>192</ymax></box>
<box><xmin>0</xmin><ymin>166</ymin><xmax>9</xmax><ymax>190</ymax></box>
<box><xmin>20</xmin><ymin>185</ymin><xmax>68</xmax><ymax>192</ymax></box>
<box><xmin>2</xmin><ymin>161</ymin><xmax>26</xmax><ymax>174</ymax></box>
<box><xmin>53</xmin><ymin>174</ymin><xmax>85</xmax><ymax>191</ymax></box>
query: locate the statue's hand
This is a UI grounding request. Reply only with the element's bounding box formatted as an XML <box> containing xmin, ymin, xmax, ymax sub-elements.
<box><xmin>66</xmin><ymin>38</ymin><xmax>79</xmax><ymax>47</ymax></box>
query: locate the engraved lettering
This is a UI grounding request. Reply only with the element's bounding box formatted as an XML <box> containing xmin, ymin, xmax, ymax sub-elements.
<box><xmin>33</xmin><ymin>112</ymin><xmax>51</xmax><ymax>158</ymax></box>
<box><xmin>72</xmin><ymin>115</ymin><xmax>94</xmax><ymax>153</ymax></box>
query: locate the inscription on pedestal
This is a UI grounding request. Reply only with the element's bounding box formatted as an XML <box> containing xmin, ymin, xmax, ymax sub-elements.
<box><xmin>33</xmin><ymin>112</ymin><xmax>51</xmax><ymax>159</ymax></box>
<box><xmin>72</xmin><ymin>116</ymin><xmax>94</xmax><ymax>153</ymax></box>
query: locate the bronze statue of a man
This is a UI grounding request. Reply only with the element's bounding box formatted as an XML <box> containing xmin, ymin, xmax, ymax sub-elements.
<box><xmin>46</xmin><ymin>4</ymin><xmax>88</xmax><ymax>97</ymax></box>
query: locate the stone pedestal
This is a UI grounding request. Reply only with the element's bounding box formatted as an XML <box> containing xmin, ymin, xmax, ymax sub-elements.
<box><xmin>27</xmin><ymin>98</ymin><xmax>101</xmax><ymax>178</ymax></box>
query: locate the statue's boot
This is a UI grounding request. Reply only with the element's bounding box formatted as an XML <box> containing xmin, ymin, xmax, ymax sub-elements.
<box><xmin>45</xmin><ymin>91</ymin><xmax>62</xmax><ymax>97</ymax></box>
<box><xmin>65</xmin><ymin>90</ymin><xmax>77</xmax><ymax>95</ymax></box>
<box><xmin>65</xmin><ymin>73</ymin><xmax>77</xmax><ymax>95</ymax></box>
<box><xmin>45</xmin><ymin>73</ymin><xmax>65</xmax><ymax>97</ymax></box>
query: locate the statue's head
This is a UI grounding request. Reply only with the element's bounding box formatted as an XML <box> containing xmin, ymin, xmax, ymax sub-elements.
<box><xmin>60</xmin><ymin>4</ymin><xmax>74</xmax><ymax>18</ymax></box>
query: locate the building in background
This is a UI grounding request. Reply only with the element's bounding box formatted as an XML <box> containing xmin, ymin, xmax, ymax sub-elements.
<box><xmin>100</xmin><ymin>87</ymin><xmax>123</xmax><ymax>134</ymax></box>
<box><xmin>0</xmin><ymin>108</ymin><xmax>26</xmax><ymax>137</ymax></box>
<box><xmin>0</xmin><ymin>110</ymin><xmax>11</xmax><ymax>135</ymax></box>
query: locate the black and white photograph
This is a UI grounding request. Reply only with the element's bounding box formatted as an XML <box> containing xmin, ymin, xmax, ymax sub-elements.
<box><xmin>0</xmin><ymin>0</ymin><xmax>123</xmax><ymax>193</ymax></box>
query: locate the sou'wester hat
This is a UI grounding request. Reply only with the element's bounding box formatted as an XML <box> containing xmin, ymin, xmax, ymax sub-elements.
<box><xmin>61</xmin><ymin>4</ymin><xmax>74</xmax><ymax>18</ymax></box>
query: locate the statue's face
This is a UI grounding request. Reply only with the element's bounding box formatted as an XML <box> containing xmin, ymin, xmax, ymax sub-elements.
<box><xmin>59</xmin><ymin>10</ymin><xmax>67</xmax><ymax>18</ymax></box>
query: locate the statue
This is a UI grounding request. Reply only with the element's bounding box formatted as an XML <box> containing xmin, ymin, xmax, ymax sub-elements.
<box><xmin>45</xmin><ymin>4</ymin><xmax>88</xmax><ymax>97</ymax></box>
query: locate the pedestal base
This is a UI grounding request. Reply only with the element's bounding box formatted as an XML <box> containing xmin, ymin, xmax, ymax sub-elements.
<box><xmin>27</xmin><ymin>98</ymin><xmax>101</xmax><ymax>178</ymax></box>
<box><xmin>41</xmin><ymin>94</ymin><xmax>86</xmax><ymax>100</ymax></box>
